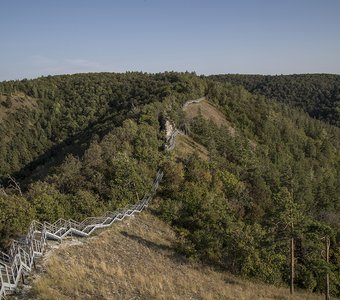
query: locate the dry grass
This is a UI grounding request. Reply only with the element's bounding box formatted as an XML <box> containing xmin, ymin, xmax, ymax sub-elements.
<box><xmin>0</xmin><ymin>92</ymin><xmax>37</xmax><ymax>121</ymax></box>
<box><xmin>183</xmin><ymin>99</ymin><xmax>258</xmax><ymax>150</ymax></box>
<box><xmin>23</xmin><ymin>213</ymin><xmax>323</xmax><ymax>300</ymax></box>
<box><xmin>175</xmin><ymin>134</ymin><xmax>209</xmax><ymax>160</ymax></box>
<box><xmin>184</xmin><ymin>100</ymin><xmax>236</xmax><ymax>136</ymax></box>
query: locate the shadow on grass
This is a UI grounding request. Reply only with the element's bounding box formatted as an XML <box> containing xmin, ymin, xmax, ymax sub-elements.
<box><xmin>120</xmin><ymin>231</ymin><xmax>173</xmax><ymax>253</ymax></box>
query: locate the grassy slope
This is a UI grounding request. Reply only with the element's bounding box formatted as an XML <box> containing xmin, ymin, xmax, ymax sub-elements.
<box><xmin>0</xmin><ymin>92</ymin><xmax>37</xmax><ymax>121</ymax></box>
<box><xmin>178</xmin><ymin>99</ymin><xmax>257</xmax><ymax>159</ymax></box>
<box><xmin>23</xmin><ymin>213</ymin><xmax>324</xmax><ymax>300</ymax></box>
<box><xmin>173</xmin><ymin>99</ymin><xmax>234</xmax><ymax>161</ymax></box>
<box><xmin>174</xmin><ymin>134</ymin><xmax>209</xmax><ymax>160</ymax></box>
<box><xmin>183</xmin><ymin>99</ymin><xmax>236</xmax><ymax>136</ymax></box>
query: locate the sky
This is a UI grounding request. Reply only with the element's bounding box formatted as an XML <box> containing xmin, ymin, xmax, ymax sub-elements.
<box><xmin>0</xmin><ymin>0</ymin><xmax>340</xmax><ymax>81</ymax></box>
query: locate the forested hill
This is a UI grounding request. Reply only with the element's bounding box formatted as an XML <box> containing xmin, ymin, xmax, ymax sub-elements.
<box><xmin>208</xmin><ymin>74</ymin><xmax>340</xmax><ymax>126</ymax></box>
<box><xmin>0</xmin><ymin>72</ymin><xmax>339</xmax><ymax>297</ymax></box>
<box><xmin>0</xmin><ymin>72</ymin><xmax>205</xmax><ymax>180</ymax></box>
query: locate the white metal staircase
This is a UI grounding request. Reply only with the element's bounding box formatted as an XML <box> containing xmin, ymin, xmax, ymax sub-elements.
<box><xmin>0</xmin><ymin>169</ymin><xmax>163</xmax><ymax>298</ymax></box>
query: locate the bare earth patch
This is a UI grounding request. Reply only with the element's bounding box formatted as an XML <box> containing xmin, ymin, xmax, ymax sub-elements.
<box><xmin>22</xmin><ymin>213</ymin><xmax>323</xmax><ymax>300</ymax></box>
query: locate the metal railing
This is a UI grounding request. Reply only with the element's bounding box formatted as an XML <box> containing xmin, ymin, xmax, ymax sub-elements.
<box><xmin>182</xmin><ymin>96</ymin><xmax>206</xmax><ymax>109</ymax></box>
<box><xmin>0</xmin><ymin>174</ymin><xmax>165</xmax><ymax>298</ymax></box>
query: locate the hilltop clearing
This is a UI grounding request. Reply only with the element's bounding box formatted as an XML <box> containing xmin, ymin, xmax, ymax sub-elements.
<box><xmin>183</xmin><ymin>99</ymin><xmax>236</xmax><ymax>136</ymax></box>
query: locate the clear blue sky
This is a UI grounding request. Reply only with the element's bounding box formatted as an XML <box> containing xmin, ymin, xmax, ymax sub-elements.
<box><xmin>0</xmin><ymin>0</ymin><xmax>340</xmax><ymax>80</ymax></box>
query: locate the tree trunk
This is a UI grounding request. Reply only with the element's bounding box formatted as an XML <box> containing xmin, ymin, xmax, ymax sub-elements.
<box><xmin>290</xmin><ymin>230</ymin><xmax>294</xmax><ymax>295</ymax></box>
<box><xmin>325</xmin><ymin>236</ymin><xmax>330</xmax><ymax>300</ymax></box>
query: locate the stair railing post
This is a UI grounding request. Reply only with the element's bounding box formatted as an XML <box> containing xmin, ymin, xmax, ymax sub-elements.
<box><xmin>0</xmin><ymin>266</ymin><xmax>4</xmax><ymax>294</ymax></box>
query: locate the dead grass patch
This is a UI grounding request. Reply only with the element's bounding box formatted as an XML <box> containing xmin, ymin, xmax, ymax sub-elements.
<box><xmin>24</xmin><ymin>213</ymin><xmax>323</xmax><ymax>300</ymax></box>
<box><xmin>175</xmin><ymin>134</ymin><xmax>209</xmax><ymax>160</ymax></box>
<box><xmin>0</xmin><ymin>92</ymin><xmax>37</xmax><ymax>121</ymax></box>
<box><xmin>184</xmin><ymin>100</ymin><xmax>236</xmax><ymax>136</ymax></box>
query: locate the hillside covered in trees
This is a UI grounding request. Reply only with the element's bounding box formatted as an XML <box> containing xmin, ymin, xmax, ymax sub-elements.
<box><xmin>0</xmin><ymin>72</ymin><xmax>339</xmax><ymax>297</ymax></box>
<box><xmin>209</xmin><ymin>74</ymin><xmax>340</xmax><ymax>126</ymax></box>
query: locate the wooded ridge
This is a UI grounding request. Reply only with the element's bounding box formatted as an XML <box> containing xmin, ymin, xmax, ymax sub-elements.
<box><xmin>0</xmin><ymin>72</ymin><xmax>339</xmax><ymax>297</ymax></box>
